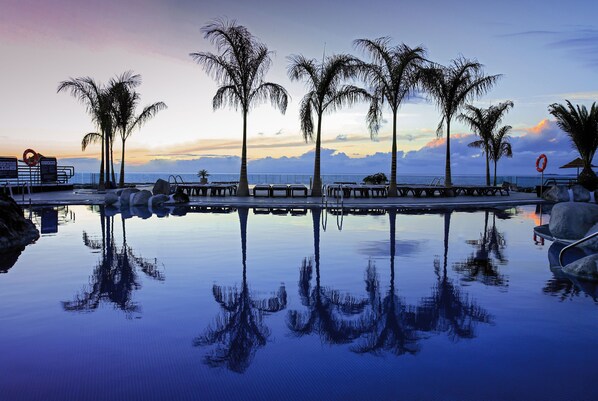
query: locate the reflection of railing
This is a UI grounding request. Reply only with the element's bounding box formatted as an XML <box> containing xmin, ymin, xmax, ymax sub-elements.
<box><xmin>559</xmin><ymin>231</ymin><xmax>598</xmax><ymax>267</ymax></box>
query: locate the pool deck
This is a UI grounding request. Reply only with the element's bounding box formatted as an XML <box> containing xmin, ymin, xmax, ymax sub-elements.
<box><xmin>14</xmin><ymin>187</ymin><xmax>545</xmax><ymax>210</ymax></box>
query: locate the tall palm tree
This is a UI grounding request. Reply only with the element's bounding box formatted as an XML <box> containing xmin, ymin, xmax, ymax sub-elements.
<box><xmin>421</xmin><ymin>57</ymin><xmax>500</xmax><ymax>188</ymax></box>
<box><xmin>81</xmin><ymin>131</ymin><xmax>104</xmax><ymax>185</ymax></box>
<box><xmin>58</xmin><ymin>77</ymin><xmax>113</xmax><ymax>189</ymax></box>
<box><xmin>190</xmin><ymin>19</ymin><xmax>289</xmax><ymax>196</ymax></box>
<box><xmin>354</xmin><ymin>38</ymin><xmax>426</xmax><ymax>197</ymax></box>
<box><xmin>459</xmin><ymin>101</ymin><xmax>514</xmax><ymax>186</ymax></box>
<box><xmin>489</xmin><ymin>125</ymin><xmax>513</xmax><ymax>185</ymax></box>
<box><xmin>110</xmin><ymin>71</ymin><xmax>167</xmax><ymax>188</ymax></box>
<box><xmin>548</xmin><ymin>101</ymin><xmax>598</xmax><ymax>190</ymax></box>
<box><xmin>288</xmin><ymin>54</ymin><xmax>368</xmax><ymax>197</ymax></box>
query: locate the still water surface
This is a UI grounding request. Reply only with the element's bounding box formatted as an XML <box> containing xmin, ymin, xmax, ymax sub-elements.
<box><xmin>1</xmin><ymin>205</ymin><xmax>596</xmax><ymax>400</ymax></box>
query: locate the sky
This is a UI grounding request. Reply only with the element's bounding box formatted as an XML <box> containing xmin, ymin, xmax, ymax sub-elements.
<box><xmin>1</xmin><ymin>0</ymin><xmax>597</xmax><ymax>176</ymax></box>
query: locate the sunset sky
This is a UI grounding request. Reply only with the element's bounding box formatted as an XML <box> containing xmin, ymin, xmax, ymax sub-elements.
<box><xmin>1</xmin><ymin>0</ymin><xmax>597</xmax><ymax>175</ymax></box>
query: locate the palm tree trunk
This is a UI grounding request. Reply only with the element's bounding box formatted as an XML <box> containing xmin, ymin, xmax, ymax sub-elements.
<box><xmin>388</xmin><ymin>110</ymin><xmax>398</xmax><ymax>197</ymax></box>
<box><xmin>311</xmin><ymin>113</ymin><xmax>323</xmax><ymax>197</ymax></box>
<box><xmin>119</xmin><ymin>138</ymin><xmax>126</xmax><ymax>188</ymax></box>
<box><xmin>443</xmin><ymin>211</ymin><xmax>451</xmax><ymax>276</ymax></box>
<box><xmin>110</xmin><ymin>138</ymin><xmax>116</xmax><ymax>186</ymax></box>
<box><xmin>445</xmin><ymin>118</ymin><xmax>453</xmax><ymax>189</ymax></box>
<box><xmin>485</xmin><ymin>147</ymin><xmax>490</xmax><ymax>186</ymax></box>
<box><xmin>99</xmin><ymin>139</ymin><xmax>105</xmax><ymax>189</ymax></box>
<box><xmin>493</xmin><ymin>160</ymin><xmax>498</xmax><ymax>186</ymax></box>
<box><xmin>103</xmin><ymin>130</ymin><xmax>110</xmax><ymax>190</ymax></box>
<box><xmin>237</xmin><ymin>109</ymin><xmax>250</xmax><ymax>197</ymax></box>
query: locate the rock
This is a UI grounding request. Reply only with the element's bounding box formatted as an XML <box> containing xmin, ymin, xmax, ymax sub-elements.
<box><xmin>119</xmin><ymin>188</ymin><xmax>139</xmax><ymax>206</ymax></box>
<box><xmin>150</xmin><ymin>194</ymin><xmax>169</xmax><ymax>207</ymax></box>
<box><xmin>542</xmin><ymin>185</ymin><xmax>570</xmax><ymax>202</ymax></box>
<box><xmin>580</xmin><ymin>222</ymin><xmax>598</xmax><ymax>252</ymax></box>
<box><xmin>170</xmin><ymin>190</ymin><xmax>189</xmax><ymax>204</ymax></box>
<box><xmin>562</xmin><ymin>254</ymin><xmax>598</xmax><ymax>281</ymax></box>
<box><xmin>115</xmin><ymin>189</ymin><xmax>124</xmax><ymax>196</ymax></box>
<box><xmin>104</xmin><ymin>192</ymin><xmax>119</xmax><ymax>206</ymax></box>
<box><xmin>571</xmin><ymin>184</ymin><xmax>590</xmax><ymax>202</ymax></box>
<box><xmin>152</xmin><ymin>179</ymin><xmax>171</xmax><ymax>196</ymax></box>
<box><xmin>0</xmin><ymin>194</ymin><xmax>40</xmax><ymax>251</ymax></box>
<box><xmin>131</xmin><ymin>190</ymin><xmax>152</xmax><ymax>206</ymax></box>
<box><xmin>549</xmin><ymin>202</ymin><xmax>598</xmax><ymax>240</ymax></box>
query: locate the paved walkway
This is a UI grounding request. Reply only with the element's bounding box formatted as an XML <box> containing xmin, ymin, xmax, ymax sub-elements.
<box><xmin>15</xmin><ymin>187</ymin><xmax>545</xmax><ymax>210</ymax></box>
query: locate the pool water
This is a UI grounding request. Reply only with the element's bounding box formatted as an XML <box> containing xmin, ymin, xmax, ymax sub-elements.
<box><xmin>1</xmin><ymin>205</ymin><xmax>596</xmax><ymax>401</ymax></box>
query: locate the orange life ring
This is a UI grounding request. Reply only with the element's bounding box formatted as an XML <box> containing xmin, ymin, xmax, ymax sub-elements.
<box><xmin>536</xmin><ymin>154</ymin><xmax>547</xmax><ymax>173</ymax></box>
<box><xmin>23</xmin><ymin>149</ymin><xmax>39</xmax><ymax>167</ymax></box>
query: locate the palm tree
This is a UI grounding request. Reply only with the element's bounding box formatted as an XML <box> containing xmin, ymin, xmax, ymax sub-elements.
<box><xmin>110</xmin><ymin>71</ymin><xmax>167</xmax><ymax>188</ymax></box>
<box><xmin>421</xmin><ymin>57</ymin><xmax>501</xmax><ymax>188</ymax></box>
<box><xmin>354</xmin><ymin>38</ymin><xmax>426</xmax><ymax>197</ymax></box>
<box><xmin>548</xmin><ymin>101</ymin><xmax>598</xmax><ymax>190</ymax></box>
<box><xmin>288</xmin><ymin>54</ymin><xmax>368</xmax><ymax>197</ymax></box>
<box><xmin>58</xmin><ymin>77</ymin><xmax>113</xmax><ymax>189</ymax></box>
<box><xmin>190</xmin><ymin>19</ymin><xmax>289</xmax><ymax>197</ymax></box>
<box><xmin>459</xmin><ymin>101</ymin><xmax>514</xmax><ymax>186</ymax></box>
<box><xmin>489</xmin><ymin>125</ymin><xmax>513</xmax><ymax>185</ymax></box>
<box><xmin>81</xmin><ymin>131</ymin><xmax>104</xmax><ymax>185</ymax></box>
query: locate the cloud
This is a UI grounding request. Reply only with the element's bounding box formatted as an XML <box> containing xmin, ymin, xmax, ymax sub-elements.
<box><xmin>336</xmin><ymin>134</ymin><xmax>348</xmax><ymax>141</ymax></box>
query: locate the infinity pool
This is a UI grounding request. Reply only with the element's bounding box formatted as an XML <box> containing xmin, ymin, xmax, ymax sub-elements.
<box><xmin>1</xmin><ymin>205</ymin><xmax>596</xmax><ymax>400</ymax></box>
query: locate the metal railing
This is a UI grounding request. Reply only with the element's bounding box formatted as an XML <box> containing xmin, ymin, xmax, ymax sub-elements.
<box><xmin>559</xmin><ymin>231</ymin><xmax>598</xmax><ymax>267</ymax></box>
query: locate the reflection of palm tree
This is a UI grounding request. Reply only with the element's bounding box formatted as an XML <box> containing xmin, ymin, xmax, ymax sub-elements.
<box><xmin>63</xmin><ymin>206</ymin><xmax>164</xmax><ymax>316</ymax></box>
<box><xmin>194</xmin><ymin>208</ymin><xmax>287</xmax><ymax>373</ymax></box>
<box><xmin>352</xmin><ymin>210</ymin><xmax>421</xmax><ymax>356</ymax></box>
<box><xmin>416</xmin><ymin>212</ymin><xmax>493</xmax><ymax>341</ymax></box>
<box><xmin>453</xmin><ymin>211</ymin><xmax>507</xmax><ymax>287</ymax></box>
<box><xmin>287</xmin><ymin>208</ymin><xmax>369</xmax><ymax>343</ymax></box>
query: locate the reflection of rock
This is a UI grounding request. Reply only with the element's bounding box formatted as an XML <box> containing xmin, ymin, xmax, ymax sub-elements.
<box><xmin>131</xmin><ymin>190</ymin><xmax>152</xmax><ymax>206</ymax></box>
<box><xmin>0</xmin><ymin>246</ymin><xmax>24</xmax><ymax>273</ymax></box>
<box><xmin>130</xmin><ymin>206</ymin><xmax>152</xmax><ymax>219</ymax></box>
<box><xmin>562</xmin><ymin>254</ymin><xmax>598</xmax><ymax>281</ymax></box>
<box><xmin>152</xmin><ymin>179</ymin><xmax>170</xmax><ymax>195</ymax></box>
<box><xmin>547</xmin><ymin>241</ymin><xmax>591</xmax><ymax>268</ymax></box>
<box><xmin>150</xmin><ymin>194</ymin><xmax>169</xmax><ymax>207</ymax></box>
<box><xmin>104</xmin><ymin>192</ymin><xmax>119</xmax><ymax>206</ymax></box>
<box><xmin>549</xmin><ymin>202</ymin><xmax>598</xmax><ymax>240</ymax></box>
<box><xmin>571</xmin><ymin>185</ymin><xmax>590</xmax><ymax>202</ymax></box>
<box><xmin>0</xmin><ymin>194</ymin><xmax>39</xmax><ymax>250</ymax></box>
<box><xmin>542</xmin><ymin>185</ymin><xmax>570</xmax><ymax>202</ymax></box>
<box><xmin>119</xmin><ymin>188</ymin><xmax>139</xmax><ymax>206</ymax></box>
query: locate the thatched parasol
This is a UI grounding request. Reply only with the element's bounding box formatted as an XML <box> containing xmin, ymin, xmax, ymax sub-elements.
<box><xmin>559</xmin><ymin>157</ymin><xmax>597</xmax><ymax>177</ymax></box>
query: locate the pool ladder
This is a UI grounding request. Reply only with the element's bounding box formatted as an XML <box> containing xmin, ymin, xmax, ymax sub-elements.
<box><xmin>559</xmin><ymin>231</ymin><xmax>598</xmax><ymax>267</ymax></box>
<box><xmin>321</xmin><ymin>184</ymin><xmax>345</xmax><ymax>231</ymax></box>
<box><xmin>168</xmin><ymin>175</ymin><xmax>185</xmax><ymax>193</ymax></box>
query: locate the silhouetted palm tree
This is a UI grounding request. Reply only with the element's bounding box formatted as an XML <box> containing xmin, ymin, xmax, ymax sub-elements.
<box><xmin>287</xmin><ymin>208</ymin><xmax>370</xmax><ymax>343</ymax></box>
<box><xmin>288</xmin><ymin>55</ymin><xmax>368</xmax><ymax>197</ymax></box>
<box><xmin>489</xmin><ymin>125</ymin><xmax>513</xmax><ymax>185</ymax></box>
<box><xmin>110</xmin><ymin>71</ymin><xmax>167</xmax><ymax>188</ymax></box>
<box><xmin>190</xmin><ymin>19</ymin><xmax>289</xmax><ymax>196</ymax></box>
<box><xmin>459</xmin><ymin>101</ymin><xmax>513</xmax><ymax>186</ymax></box>
<box><xmin>194</xmin><ymin>208</ymin><xmax>287</xmax><ymax>373</ymax></box>
<box><xmin>63</xmin><ymin>207</ymin><xmax>164</xmax><ymax>317</ymax></box>
<box><xmin>354</xmin><ymin>38</ymin><xmax>426</xmax><ymax>197</ymax></box>
<box><xmin>415</xmin><ymin>212</ymin><xmax>493</xmax><ymax>340</ymax></box>
<box><xmin>421</xmin><ymin>57</ymin><xmax>500</xmax><ymax>188</ymax></box>
<box><xmin>548</xmin><ymin>101</ymin><xmax>598</xmax><ymax>190</ymax></box>
<box><xmin>81</xmin><ymin>131</ymin><xmax>104</xmax><ymax>185</ymax></box>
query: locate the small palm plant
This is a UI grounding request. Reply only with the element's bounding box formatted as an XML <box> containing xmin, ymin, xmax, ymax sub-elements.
<box><xmin>548</xmin><ymin>101</ymin><xmax>598</xmax><ymax>190</ymax></box>
<box><xmin>197</xmin><ymin>169</ymin><xmax>210</xmax><ymax>184</ymax></box>
<box><xmin>489</xmin><ymin>125</ymin><xmax>513</xmax><ymax>185</ymax></box>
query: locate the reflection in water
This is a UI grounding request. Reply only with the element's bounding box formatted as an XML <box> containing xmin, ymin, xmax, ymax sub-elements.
<box><xmin>0</xmin><ymin>247</ymin><xmax>25</xmax><ymax>273</ymax></box>
<box><xmin>416</xmin><ymin>212</ymin><xmax>493</xmax><ymax>341</ymax></box>
<box><xmin>287</xmin><ymin>209</ymin><xmax>370</xmax><ymax>344</ymax></box>
<box><xmin>63</xmin><ymin>206</ymin><xmax>164</xmax><ymax>317</ymax></box>
<box><xmin>453</xmin><ymin>210</ymin><xmax>508</xmax><ymax>288</ymax></box>
<box><xmin>194</xmin><ymin>208</ymin><xmax>287</xmax><ymax>373</ymax></box>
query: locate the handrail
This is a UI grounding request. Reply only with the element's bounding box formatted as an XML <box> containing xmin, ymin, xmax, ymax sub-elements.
<box><xmin>559</xmin><ymin>231</ymin><xmax>598</xmax><ymax>267</ymax></box>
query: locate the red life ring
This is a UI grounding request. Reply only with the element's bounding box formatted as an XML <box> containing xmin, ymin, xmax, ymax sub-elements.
<box><xmin>536</xmin><ymin>154</ymin><xmax>547</xmax><ymax>173</ymax></box>
<box><xmin>23</xmin><ymin>149</ymin><xmax>39</xmax><ymax>167</ymax></box>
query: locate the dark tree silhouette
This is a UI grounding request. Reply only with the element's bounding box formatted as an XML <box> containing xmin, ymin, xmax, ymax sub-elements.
<box><xmin>489</xmin><ymin>125</ymin><xmax>513</xmax><ymax>186</ymax></box>
<box><xmin>63</xmin><ymin>207</ymin><xmax>164</xmax><ymax>317</ymax></box>
<box><xmin>548</xmin><ymin>101</ymin><xmax>598</xmax><ymax>190</ymax></box>
<box><xmin>287</xmin><ymin>208</ymin><xmax>370</xmax><ymax>343</ymax></box>
<box><xmin>288</xmin><ymin>55</ymin><xmax>368</xmax><ymax>197</ymax></box>
<box><xmin>194</xmin><ymin>208</ymin><xmax>287</xmax><ymax>373</ymax></box>
<box><xmin>421</xmin><ymin>57</ymin><xmax>500</xmax><ymax>188</ymax></box>
<box><xmin>354</xmin><ymin>38</ymin><xmax>426</xmax><ymax>197</ymax></box>
<box><xmin>190</xmin><ymin>19</ymin><xmax>289</xmax><ymax>196</ymax></box>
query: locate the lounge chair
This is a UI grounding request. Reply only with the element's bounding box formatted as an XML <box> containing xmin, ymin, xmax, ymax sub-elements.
<box><xmin>253</xmin><ymin>184</ymin><xmax>271</xmax><ymax>197</ymax></box>
<box><xmin>289</xmin><ymin>184</ymin><xmax>308</xmax><ymax>197</ymax></box>
<box><xmin>271</xmin><ymin>184</ymin><xmax>289</xmax><ymax>197</ymax></box>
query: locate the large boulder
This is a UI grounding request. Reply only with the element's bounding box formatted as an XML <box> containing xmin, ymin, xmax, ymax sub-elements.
<box><xmin>150</xmin><ymin>194</ymin><xmax>169</xmax><ymax>207</ymax></box>
<box><xmin>571</xmin><ymin>184</ymin><xmax>590</xmax><ymax>202</ymax></box>
<box><xmin>562</xmin><ymin>254</ymin><xmax>598</xmax><ymax>281</ymax></box>
<box><xmin>581</xmin><ymin>222</ymin><xmax>598</xmax><ymax>252</ymax></box>
<box><xmin>152</xmin><ymin>179</ymin><xmax>171</xmax><ymax>195</ymax></box>
<box><xmin>104</xmin><ymin>192</ymin><xmax>119</xmax><ymax>206</ymax></box>
<box><xmin>542</xmin><ymin>185</ymin><xmax>570</xmax><ymax>202</ymax></box>
<box><xmin>0</xmin><ymin>194</ymin><xmax>40</xmax><ymax>251</ymax></box>
<box><xmin>131</xmin><ymin>190</ymin><xmax>152</xmax><ymax>206</ymax></box>
<box><xmin>549</xmin><ymin>202</ymin><xmax>598</xmax><ymax>240</ymax></box>
<box><xmin>170</xmin><ymin>190</ymin><xmax>189</xmax><ymax>204</ymax></box>
<box><xmin>119</xmin><ymin>188</ymin><xmax>140</xmax><ymax>206</ymax></box>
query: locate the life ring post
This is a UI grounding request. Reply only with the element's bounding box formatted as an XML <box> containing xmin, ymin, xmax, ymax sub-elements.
<box><xmin>536</xmin><ymin>154</ymin><xmax>548</xmax><ymax>197</ymax></box>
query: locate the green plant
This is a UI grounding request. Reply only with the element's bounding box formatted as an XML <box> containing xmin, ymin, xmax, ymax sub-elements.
<box><xmin>363</xmin><ymin>172</ymin><xmax>388</xmax><ymax>185</ymax></box>
<box><xmin>198</xmin><ymin>169</ymin><xmax>210</xmax><ymax>179</ymax></box>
